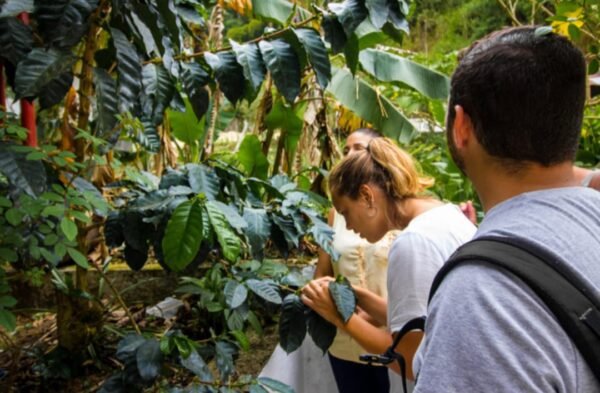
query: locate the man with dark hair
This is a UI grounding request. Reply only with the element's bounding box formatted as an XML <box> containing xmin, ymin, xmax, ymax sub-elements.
<box><xmin>413</xmin><ymin>26</ymin><xmax>600</xmax><ymax>392</ymax></box>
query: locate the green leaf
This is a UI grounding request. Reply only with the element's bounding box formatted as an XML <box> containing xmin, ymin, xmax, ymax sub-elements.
<box><xmin>111</xmin><ymin>27</ymin><xmax>142</xmax><ymax>113</ymax></box>
<box><xmin>328</xmin><ymin>0</ymin><xmax>368</xmax><ymax>37</ymax></box>
<box><xmin>0</xmin><ymin>248</ymin><xmax>18</xmax><ymax>262</ymax></box>
<box><xmin>0</xmin><ymin>0</ymin><xmax>34</xmax><ymax>17</ymax></box>
<box><xmin>359</xmin><ymin>49</ymin><xmax>450</xmax><ymax>100</ymax></box>
<box><xmin>67</xmin><ymin>247</ymin><xmax>90</xmax><ymax>269</ymax></box>
<box><xmin>5</xmin><ymin>208</ymin><xmax>23</xmax><ymax>226</ymax></box>
<box><xmin>136</xmin><ymin>339</ymin><xmax>163</xmax><ymax>382</ymax></box>
<box><xmin>162</xmin><ymin>199</ymin><xmax>204</xmax><ymax>272</ymax></box>
<box><xmin>215</xmin><ymin>341</ymin><xmax>236</xmax><ymax>380</ymax></box>
<box><xmin>387</xmin><ymin>0</ymin><xmax>409</xmax><ymax>33</ymax></box>
<box><xmin>265</xmin><ymin>100</ymin><xmax>304</xmax><ymax>167</ymax></box>
<box><xmin>365</xmin><ymin>0</ymin><xmax>389</xmax><ymax>29</ymax></box>
<box><xmin>271</xmin><ymin>214</ymin><xmax>299</xmax><ymax>249</ymax></box>
<box><xmin>40</xmin><ymin>72</ymin><xmax>73</xmax><ymax>110</ymax></box>
<box><xmin>210</xmin><ymin>201</ymin><xmax>247</xmax><ymax>234</ymax></box>
<box><xmin>237</xmin><ymin>135</ymin><xmax>269</xmax><ymax>179</ymax></box>
<box><xmin>204</xmin><ymin>51</ymin><xmax>246</xmax><ymax>105</ymax></box>
<box><xmin>141</xmin><ymin>63</ymin><xmax>175</xmax><ymax>125</ymax></box>
<box><xmin>224</xmin><ymin>279</ymin><xmax>248</xmax><ymax>308</ymax></box>
<box><xmin>250</xmin><ymin>384</ymin><xmax>269</xmax><ymax>393</ymax></box>
<box><xmin>206</xmin><ymin>201</ymin><xmax>242</xmax><ymax>262</ymax></box>
<box><xmin>60</xmin><ymin>217</ymin><xmax>78</xmax><ymax>241</ymax></box>
<box><xmin>252</xmin><ymin>0</ymin><xmax>293</xmax><ymax>24</ymax></box>
<box><xmin>308</xmin><ymin>220</ymin><xmax>338</xmax><ymax>261</ymax></box>
<box><xmin>322</xmin><ymin>13</ymin><xmax>346</xmax><ymax>54</ymax></box>
<box><xmin>174</xmin><ymin>336</ymin><xmax>193</xmax><ymax>359</ymax></box>
<box><xmin>71</xmin><ymin>210</ymin><xmax>91</xmax><ymax>223</ymax></box>
<box><xmin>181</xmin><ymin>349</ymin><xmax>213</xmax><ymax>381</ymax></box>
<box><xmin>293</xmin><ymin>28</ymin><xmax>331</xmax><ymax>89</ymax></box>
<box><xmin>258</xmin><ymin>39</ymin><xmax>301</xmax><ymax>104</ymax></box>
<box><xmin>14</xmin><ymin>48</ymin><xmax>75</xmax><ymax>99</ymax></box>
<box><xmin>344</xmin><ymin>33</ymin><xmax>360</xmax><ymax>75</ymax></box>
<box><xmin>243</xmin><ymin>207</ymin><xmax>271</xmax><ymax>260</ymax></box>
<box><xmin>180</xmin><ymin>61</ymin><xmax>210</xmax><ymax>120</ymax></box>
<box><xmin>0</xmin><ymin>295</ymin><xmax>17</xmax><ymax>308</ymax></box>
<box><xmin>247</xmin><ymin>310</ymin><xmax>263</xmax><ymax>336</ymax></box>
<box><xmin>245</xmin><ymin>279</ymin><xmax>282</xmax><ymax>304</ymax></box>
<box><xmin>0</xmin><ymin>196</ymin><xmax>11</xmax><ymax>208</ymax></box>
<box><xmin>329</xmin><ymin>277</ymin><xmax>356</xmax><ymax>323</ymax></box>
<box><xmin>156</xmin><ymin>0</ymin><xmax>182</xmax><ymax>51</ymax></box>
<box><xmin>279</xmin><ymin>294</ymin><xmax>307</xmax><ymax>353</ymax></box>
<box><xmin>307</xmin><ymin>310</ymin><xmax>336</xmax><ymax>354</ymax></box>
<box><xmin>230</xmin><ymin>40</ymin><xmax>266</xmax><ymax>92</ymax></box>
<box><xmin>41</xmin><ymin>205</ymin><xmax>64</xmax><ymax>218</ymax></box>
<box><xmin>168</xmin><ymin>98</ymin><xmax>205</xmax><ymax>145</ymax></box>
<box><xmin>231</xmin><ymin>330</ymin><xmax>250</xmax><ymax>351</ymax></box>
<box><xmin>0</xmin><ymin>17</ymin><xmax>33</xmax><ymax>66</ymax></box>
<box><xmin>258</xmin><ymin>377</ymin><xmax>295</xmax><ymax>393</ymax></box>
<box><xmin>0</xmin><ymin>309</ymin><xmax>16</xmax><ymax>331</ymax></box>
<box><xmin>35</xmin><ymin>0</ymin><xmax>99</xmax><ymax>48</ymax></box>
<box><xmin>327</xmin><ymin>66</ymin><xmax>416</xmax><ymax>144</ymax></box>
<box><xmin>186</xmin><ymin>164</ymin><xmax>219</xmax><ymax>200</ymax></box>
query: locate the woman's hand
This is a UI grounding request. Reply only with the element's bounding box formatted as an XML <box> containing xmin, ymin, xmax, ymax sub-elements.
<box><xmin>300</xmin><ymin>277</ymin><xmax>345</xmax><ymax>328</ymax></box>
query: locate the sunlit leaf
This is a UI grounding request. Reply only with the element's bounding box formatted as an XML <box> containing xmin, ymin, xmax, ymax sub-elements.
<box><xmin>206</xmin><ymin>201</ymin><xmax>242</xmax><ymax>262</ymax></box>
<box><xmin>162</xmin><ymin>199</ymin><xmax>204</xmax><ymax>272</ymax></box>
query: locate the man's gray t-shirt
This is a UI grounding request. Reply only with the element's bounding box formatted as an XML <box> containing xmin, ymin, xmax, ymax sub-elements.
<box><xmin>413</xmin><ymin>187</ymin><xmax>600</xmax><ymax>393</ymax></box>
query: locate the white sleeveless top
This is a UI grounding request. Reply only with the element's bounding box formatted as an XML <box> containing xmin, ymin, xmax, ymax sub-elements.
<box><xmin>328</xmin><ymin>212</ymin><xmax>400</xmax><ymax>362</ymax></box>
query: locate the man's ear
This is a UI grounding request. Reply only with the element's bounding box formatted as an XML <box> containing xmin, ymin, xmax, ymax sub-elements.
<box><xmin>452</xmin><ymin>105</ymin><xmax>474</xmax><ymax>149</ymax></box>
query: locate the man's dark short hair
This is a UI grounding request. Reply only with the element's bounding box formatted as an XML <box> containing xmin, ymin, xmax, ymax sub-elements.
<box><xmin>447</xmin><ymin>26</ymin><xmax>587</xmax><ymax>166</ymax></box>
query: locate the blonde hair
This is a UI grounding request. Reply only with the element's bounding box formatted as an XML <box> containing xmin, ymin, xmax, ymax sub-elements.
<box><xmin>329</xmin><ymin>137</ymin><xmax>433</xmax><ymax>201</ymax></box>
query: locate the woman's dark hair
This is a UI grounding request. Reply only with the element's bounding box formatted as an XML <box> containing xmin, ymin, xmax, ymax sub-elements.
<box><xmin>447</xmin><ymin>26</ymin><xmax>587</xmax><ymax>166</ymax></box>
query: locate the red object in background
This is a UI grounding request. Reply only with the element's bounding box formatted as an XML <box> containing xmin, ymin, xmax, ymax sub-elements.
<box><xmin>18</xmin><ymin>12</ymin><xmax>37</xmax><ymax>147</ymax></box>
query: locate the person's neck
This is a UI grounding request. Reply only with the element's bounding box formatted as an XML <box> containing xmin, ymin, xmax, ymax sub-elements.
<box><xmin>392</xmin><ymin>197</ymin><xmax>444</xmax><ymax>229</ymax></box>
<box><xmin>472</xmin><ymin>161</ymin><xmax>577</xmax><ymax>213</ymax></box>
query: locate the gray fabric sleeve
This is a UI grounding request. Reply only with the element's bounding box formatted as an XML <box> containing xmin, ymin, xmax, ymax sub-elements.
<box><xmin>387</xmin><ymin>232</ymin><xmax>444</xmax><ymax>332</ymax></box>
<box><xmin>413</xmin><ymin>262</ymin><xmax>579</xmax><ymax>393</ymax></box>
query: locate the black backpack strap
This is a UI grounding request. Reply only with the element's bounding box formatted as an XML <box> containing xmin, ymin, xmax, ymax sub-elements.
<box><xmin>428</xmin><ymin>236</ymin><xmax>600</xmax><ymax>383</ymax></box>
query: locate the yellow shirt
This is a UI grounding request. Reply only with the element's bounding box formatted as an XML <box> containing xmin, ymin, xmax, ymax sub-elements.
<box><xmin>328</xmin><ymin>212</ymin><xmax>399</xmax><ymax>363</ymax></box>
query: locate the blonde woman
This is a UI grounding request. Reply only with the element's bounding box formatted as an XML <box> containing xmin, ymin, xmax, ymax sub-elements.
<box><xmin>301</xmin><ymin>137</ymin><xmax>476</xmax><ymax>392</ymax></box>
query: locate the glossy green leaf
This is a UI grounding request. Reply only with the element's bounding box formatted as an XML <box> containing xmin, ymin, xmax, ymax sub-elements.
<box><xmin>35</xmin><ymin>0</ymin><xmax>99</xmax><ymax>48</ymax></box>
<box><xmin>279</xmin><ymin>294</ymin><xmax>307</xmax><ymax>353</ymax></box>
<box><xmin>0</xmin><ymin>144</ymin><xmax>46</xmax><ymax>197</ymax></box>
<box><xmin>141</xmin><ymin>63</ymin><xmax>175</xmax><ymax>125</ymax></box>
<box><xmin>322</xmin><ymin>13</ymin><xmax>346</xmax><ymax>54</ymax></box>
<box><xmin>94</xmin><ymin>68</ymin><xmax>119</xmax><ymax>138</ymax></box>
<box><xmin>156</xmin><ymin>0</ymin><xmax>182</xmax><ymax>51</ymax></box>
<box><xmin>67</xmin><ymin>247</ymin><xmax>90</xmax><ymax>269</ymax></box>
<box><xmin>180</xmin><ymin>349</ymin><xmax>213</xmax><ymax>381</ymax></box>
<box><xmin>359</xmin><ymin>49</ymin><xmax>450</xmax><ymax>100</ymax></box>
<box><xmin>111</xmin><ymin>27</ymin><xmax>142</xmax><ymax>113</ymax></box>
<box><xmin>245</xmin><ymin>279</ymin><xmax>282</xmax><ymax>304</ymax></box>
<box><xmin>365</xmin><ymin>0</ymin><xmax>389</xmax><ymax>28</ymax></box>
<box><xmin>344</xmin><ymin>33</ymin><xmax>359</xmax><ymax>75</ymax></box>
<box><xmin>168</xmin><ymin>98</ymin><xmax>205</xmax><ymax>145</ymax></box>
<box><xmin>210</xmin><ymin>201</ymin><xmax>247</xmax><ymax>233</ymax></box>
<box><xmin>186</xmin><ymin>164</ymin><xmax>219</xmax><ymax>200</ymax></box>
<box><xmin>328</xmin><ymin>0</ymin><xmax>368</xmax><ymax>37</ymax></box>
<box><xmin>180</xmin><ymin>61</ymin><xmax>210</xmax><ymax>120</ymax></box>
<box><xmin>205</xmin><ymin>51</ymin><xmax>245</xmax><ymax>104</ymax></box>
<box><xmin>224</xmin><ymin>279</ymin><xmax>248</xmax><ymax>308</ymax></box>
<box><xmin>230</xmin><ymin>40</ymin><xmax>266</xmax><ymax>92</ymax></box>
<box><xmin>293</xmin><ymin>28</ymin><xmax>331</xmax><ymax>89</ymax></box>
<box><xmin>308</xmin><ymin>220</ymin><xmax>338</xmax><ymax>261</ymax></box>
<box><xmin>0</xmin><ymin>18</ymin><xmax>32</xmax><ymax>66</ymax></box>
<box><xmin>258</xmin><ymin>39</ymin><xmax>301</xmax><ymax>103</ymax></box>
<box><xmin>329</xmin><ymin>277</ymin><xmax>356</xmax><ymax>323</ymax></box>
<box><xmin>258</xmin><ymin>377</ymin><xmax>295</xmax><ymax>393</ymax></box>
<box><xmin>307</xmin><ymin>310</ymin><xmax>336</xmax><ymax>354</ymax></box>
<box><xmin>215</xmin><ymin>341</ymin><xmax>236</xmax><ymax>380</ymax></box>
<box><xmin>327</xmin><ymin>66</ymin><xmax>416</xmax><ymax>144</ymax></box>
<box><xmin>206</xmin><ymin>200</ymin><xmax>242</xmax><ymax>262</ymax></box>
<box><xmin>136</xmin><ymin>339</ymin><xmax>163</xmax><ymax>382</ymax></box>
<box><xmin>60</xmin><ymin>217</ymin><xmax>78</xmax><ymax>241</ymax></box>
<box><xmin>14</xmin><ymin>48</ymin><xmax>75</xmax><ymax>99</ymax></box>
<box><xmin>252</xmin><ymin>0</ymin><xmax>293</xmax><ymax>24</ymax></box>
<box><xmin>238</xmin><ymin>135</ymin><xmax>269</xmax><ymax>179</ymax></box>
<box><xmin>162</xmin><ymin>199</ymin><xmax>204</xmax><ymax>272</ymax></box>
<box><xmin>242</xmin><ymin>207</ymin><xmax>271</xmax><ymax>260</ymax></box>
<box><xmin>0</xmin><ymin>309</ymin><xmax>16</xmax><ymax>331</ymax></box>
